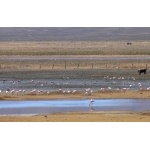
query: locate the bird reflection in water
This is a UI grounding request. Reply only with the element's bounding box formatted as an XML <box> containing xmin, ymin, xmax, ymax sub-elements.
<box><xmin>90</xmin><ymin>106</ymin><xmax>95</xmax><ymax>111</ymax></box>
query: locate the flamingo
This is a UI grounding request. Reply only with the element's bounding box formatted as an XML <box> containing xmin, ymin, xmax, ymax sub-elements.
<box><xmin>58</xmin><ymin>89</ymin><xmax>62</xmax><ymax>92</ymax></box>
<box><xmin>72</xmin><ymin>90</ymin><xmax>77</xmax><ymax>94</ymax></box>
<box><xmin>67</xmin><ymin>89</ymin><xmax>71</xmax><ymax>94</ymax></box>
<box><xmin>85</xmin><ymin>88</ymin><xmax>92</xmax><ymax>96</ymax></box>
<box><xmin>89</xmin><ymin>99</ymin><xmax>94</xmax><ymax>106</ymax></box>
<box><xmin>147</xmin><ymin>87</ymin><xmax>150</xmax><ymax>91</ymax></box>
<box><xmin>31</xmin><ymin>80</ymin><xmax>34</xmax><ymax>83</ymax></box>
<box><xmin>10</xmin><ymin>89</ymin><xmax>15</xmax><ymax>95</ymax></box>
<box><xmin>90</xmin><ymin>99</ymin><xmax>94</xmax><ymax>102</ymax></box>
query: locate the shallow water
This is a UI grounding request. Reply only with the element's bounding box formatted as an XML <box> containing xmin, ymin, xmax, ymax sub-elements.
<box><xmin>0</xmin><ymin>99</ymin><xmax>150</xmax><ymax>116</ymax></box>
<box><xmin>0</xmin><ymin>77</ymin><xmax>150</xmax><ymax>92</ymax></box>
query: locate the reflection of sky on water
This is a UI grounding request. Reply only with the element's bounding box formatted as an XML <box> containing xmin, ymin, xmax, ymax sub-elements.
<box><xmin>0</xmin><ymin>99</ymin><xmax>150</xmax><ymax>115</ymax></box>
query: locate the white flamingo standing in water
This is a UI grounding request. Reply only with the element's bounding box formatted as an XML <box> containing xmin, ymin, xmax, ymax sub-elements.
<box><xmin>89</xmin><ymin>99</ymin><xmax>94</xmax><ymax>106</ymax></box>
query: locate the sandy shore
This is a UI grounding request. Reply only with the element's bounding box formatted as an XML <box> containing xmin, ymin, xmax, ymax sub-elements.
<box><xmin>0</xmin><ymin>111</ymin><xmax>150</xmax><ymax>122</ymax></box>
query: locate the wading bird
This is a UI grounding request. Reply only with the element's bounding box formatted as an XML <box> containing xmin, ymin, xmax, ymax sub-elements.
<box><xmin>89</xmin><ymin>99</ymin><xmax>94</xmax><ymax>106</ymax></box>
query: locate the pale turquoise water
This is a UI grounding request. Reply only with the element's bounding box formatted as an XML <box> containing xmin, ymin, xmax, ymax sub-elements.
<box><xmin>0</xmin><ymin>99</ymin><xmax>150</xmax><ymax>116</ymax></box>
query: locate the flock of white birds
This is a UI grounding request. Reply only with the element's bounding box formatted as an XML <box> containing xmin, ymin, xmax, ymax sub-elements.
<box><xmin>0</xmin><ymin>74</ymin><xmax>149</xmax><ymax>96</ymax></box>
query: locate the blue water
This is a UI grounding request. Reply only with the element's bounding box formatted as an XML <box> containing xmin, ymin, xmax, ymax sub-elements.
<box><xmin>0</xmin><ymin>99</ymin><xmax>150</xmax><ymax>115</ymax></box>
